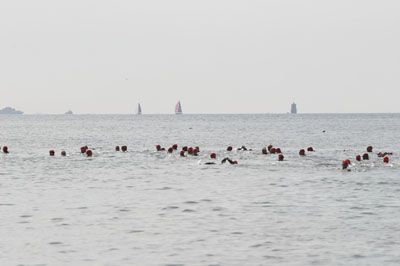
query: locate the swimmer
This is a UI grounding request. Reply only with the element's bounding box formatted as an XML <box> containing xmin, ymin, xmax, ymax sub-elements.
<box><xmin>262</xmin><ymin>147</ymin><xmax>268</xmax><ymax>154</ymax></box>
<box><xmin>237</xmin><ymin>145</ymin><xmax>248</xmax><ymax>151</ymax></box>
<box><xmin>3</xmin><ymin>146</ymin><xmax>9</xmax><ymax>153</ymax></box>
<box><xmin>203</xmin><ymin>157</ymin><xmax>238</xmax><ymax>165</ymax></box>
<box><xmin>378</xmin><ymin>152</ymin><xmax>393</xmax><ymax>157</ymax></box>
<box><xmin>156</xmin><ymin>144</ymin><xmax>161</xmax><ymax>151</ymax></box>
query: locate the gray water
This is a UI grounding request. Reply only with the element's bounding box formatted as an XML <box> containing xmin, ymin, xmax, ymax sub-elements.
<box><xmin>0</xmin><ymin>114</ymin><xmax>399</xmax><ymax>266</ymax></box>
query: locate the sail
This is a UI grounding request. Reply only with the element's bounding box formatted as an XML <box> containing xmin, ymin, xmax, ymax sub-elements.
<box><xmin>137</xmin><ymin>103</ymin><xmax>142</xmax><ymax>115</ymax></box>
<box><xmin>175</xmin><ymin>101</ymin><xmax>182</xmax><ymax>114</ymax></box>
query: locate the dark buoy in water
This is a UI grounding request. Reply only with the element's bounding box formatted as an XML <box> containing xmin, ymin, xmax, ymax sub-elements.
<box><xmin>167</xmin><ymin>147</ymin><xmax>173</xmax><ymax>153</ymax></box>
<box><xmin>3</xmin><ymin>146</ymin><xmax>9</xmax><ymax>153</ymax></box>
<box><xmin>172</xmin><ymin>144</ymin><xmax>178</xmax><ymax>150</ymax></box>
<box><xmin>262</xmin><ymin>147</ymin><xmax>268</xmax><ymax>154</ymax></box>
<box><xmin>115</xmin><ymin>146</ymin><xmax>120</xmax><ymax>151</ymax></box>
<box><xmin>182</xmin><ymin>146</ymin><xmax>188</xmax><ymax>152</ymax></box>
<box><xmin>86</xmin><ymin>149</ymin><xmax>93</xmax><ymax>157</ymax></box>
<box><xmin>278</xmin><ymin>153</ymin><xmax>284</xmax><ymax>161</ymax></box>
<box><xmin>383</xmin><ymin>156</ymin><xmax>389</xmax><ymax>163</ymax></box>
<box><xmin>307</xmin><ymin>147</ymin><xmax>314</xmax><ymax>152</ymax></box>
<box><xmin>61</xmin><ymin>151</ymin><xmax>66</xmax><ymax>156</ymax></box>
<box><xmin>210</xmin><ymin>152</ymin><xmax>216</xmax><ymax>159</ymax></box>
<box><xmin>299</xmin><ymin>149</ymin><xmax>305</xmax><ymax>156</ymax></box>
<box><xmin>121</xmin><ymin>145</ymin><xmax>127</xmax><ymax>152</ymax></box>
<box><xmin>362</xmin><ymin>153</ymin><xmax>369</xmax><ymax>160</ymax></box>
<box><xmin>270</xmin><ymin>147</ymin><xmax>276</xmax><ymax>154</ymax></box>
<box><xmin>49</xmin><ymin>150</ymin><xmax>55</xmax><ymax>156</ymax></box>
<box><xmin>356</xmin><ymin>154</ymin><xmax>361</xmax><ymax>161</ymax></box>
<box><xmin>227</xmin><ymin>146</ymin><xmax>233</xmax><ymax>151</ymax></box>
<box><xmin>268</xmin><ymin>145</ymin><xmax>273</xmax><ymax>152</ymax></box>
<box><xmin>156</xmin><ymin>144</ymin><xmax>161</xmax><ymax>151</ymax></box>
<box><xmin>180</xmin><ymin>150</ymin><xmax>185</xmax><ymax>157</ymax></box>
<box><xmin>367</xmin><ymin>146</ymin><xmax>373</xmax><ymax>152</ymax></box>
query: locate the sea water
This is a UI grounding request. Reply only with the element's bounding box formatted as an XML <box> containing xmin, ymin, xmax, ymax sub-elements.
<box><xmin>0</xmin><ymin>114</ymin><xmax>399</xmax><ymax>266</ymax></box>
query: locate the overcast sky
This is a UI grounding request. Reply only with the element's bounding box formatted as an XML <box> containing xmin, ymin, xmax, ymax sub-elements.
<box><xmin>1</xmin><ymin>0</ymin><xmax>399</xmax><ymax>114</ymax></box>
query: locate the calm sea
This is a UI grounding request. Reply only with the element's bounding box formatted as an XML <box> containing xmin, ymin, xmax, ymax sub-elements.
<box><xmin>0</xmin><ymin>114</ymin><xmax>399</xmax><ymax>266</ymax></box>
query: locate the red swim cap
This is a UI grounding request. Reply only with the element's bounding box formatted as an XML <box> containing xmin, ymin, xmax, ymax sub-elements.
<box><xmin>210</xmin><ymin>152</ymin><xmax>216</xmax><ymax>159</ymax></box>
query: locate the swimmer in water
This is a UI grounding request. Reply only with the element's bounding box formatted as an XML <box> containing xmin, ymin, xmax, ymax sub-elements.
<box><xmin>203</xmin><ymin>157</ymin><xmax>238</xmax><ymax>165</ymax></box>
<box><xmin>237</xmin><ymin>145</ymin><xmax>248</xmax><ymax>151</ymax></box>
<box><xmin>378</xmin><ymin>152</ymin><xmax>393</xmax><ymax>157</ymax></box>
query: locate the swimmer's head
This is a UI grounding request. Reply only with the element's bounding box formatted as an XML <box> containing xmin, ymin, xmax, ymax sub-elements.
<box><xmin>307</xmin><ymin>146</ymin><xmax>314</xmax><ymax>152</ymax></box>
<box><xmin>115</xmin><ymin>145</ymin><xmax>120</xmax><ymax>151</ymax></box>
<box><xmin>156</xmin><ymin>144</ymin><xmax>161</xmax><ymax>151</ymax></box>
<box><xmin>299</xmin><ymin>149</ymin><xmax>305</xmax><ymax>156</ymax></box>
<box><xmin>367</xmin><ymin>146</ymin><xmax>373</xmax><ymax>152</ymax></box>
<box><xmin>172</xmin><ymin>144</ymin><xmax>178</xmax><ymax>150</ymax></box>
<box><xmin>342</xmin><ymin>159</ymin><xmax>349</xmax><ymax>169</ymax></box>
<box><xmin>180</xmin><ymin>150</ymin><xmax>185</xmax><ymax>157</ymax></box>
<box><xmin>278</xmin><ymin>153</ymin><xmax>284</xmax><ymax>161</ymax></box>
<box><xmin>167</xmin><ymin>147</ymin><xmax>173</xmax><ymax>153</ymax></box>
<box><xmin>61</xmin><ymin>151</ymin><xmax>66</xmax><ymax>156</ymax></box>
<box><xmin>362</xmin><ymin>153</ymin><xmax>369</xmax><ymax>160</ymax></box>
<box><xmin>86</xmin><ymin>149</ymin><xmax>93</xmax><ymax>157</ymax></box>
<box><xmin>227</xmin><ymin>146</ymin><xmax>233</xmax><ymax>151</ymax></box>
<box><xmin>356</xmin><ymin>154</ymin><xmax>361</xmax><ymax>161</ymax></box>
<box><xmin>182</xmin><ymin>146</ymin><xmax>188</xmax><ymax>152</ymax></box>
<box><xmin>121</xmin><ymin>145</ymin><xmax>127</xmax><ymax>152</ymax></box>
<box><xmin>49</xmin><ymin>150</ymin><xmax>55</xmax><ymax>156</ymax></box>
<box><xmin>383</xmin><ymin>156</ymin><xmax>389</xmax><ymax>163</ymax></box>
<box><xmin>268</xmin><ymin>145</ymin><xmax>273</xmax><ymax>151</ymax></box>
<box><xmin>210</xmin><ymin>152</ymin><xmax>216</xmax><ymax>159</ymax></box>
<box><xmin>233</xmin><ymin>160</ymin><xmax>238</xmax><ymax>164</ymax></box>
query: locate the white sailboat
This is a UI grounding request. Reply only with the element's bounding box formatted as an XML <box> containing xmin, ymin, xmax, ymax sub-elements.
<box><xmin>175</xmin><ymin>101</ymin><xmax>183</xmax><ymax>114</ymax></box>
<box><xmin>137</xmin><ymin>103</ymin><xmax>142</xmax><ymax>115</ymax></box>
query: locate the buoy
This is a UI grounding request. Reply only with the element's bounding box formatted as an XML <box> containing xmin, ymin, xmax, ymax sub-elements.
<box><xmin>270</xmin><ymin>147</ymin><xmax>276</xmax><ymax>154</ymax></box>
<box><xmin>49</xmin><ymin>150</ymin><xmax>55</xmax><ymax>156</ymax></box>
<box><xmin>362</xmin><ymin>153</ymin><xmax>369</xmax><ymax>160</ymax></box>
<box><xmin>188</xmin><ymin>147</ymin><xmax>193</xmax><ymax>154</ymax></box>
<box><xmin>356</xmin><ymin>154</ymin><xmax>361</xmax><ymax>161</ymax></box>
<box><xmin>383</xmin><ymin>156</ymin><xmax>389</xmax><ymax>163</ymax></box>
<box><xmin>268</xmin><ymin>145</ymin><xmax>273</xmax><ymax>151</ymax></box>
<box><xmin>172</xmin><ymin>144</ymin><xmax>178</xmax><ymax>150</ymax></box>
<box><xmin>262</xmin><ymin>147</ymin><xmax>268</xmax><ymax>154</ymax></box>
<box><xmin>180</xmin><ymin>150</ymin><xmax>185</xmax><ymax>157</ymax></box>
<box><xmin>167</xmin><ymin>147</ymin><xmax>173</xmax><ymax>153</ymax></box>
<box><xmin>3</xmin><ymin>146</ymin><xmax>9</xmax><ymax>153</ymax></box>
<box><xmin>276</xmin><ymin>148</ymin><xmax>282</xmax><ymax>153</ymax></box>
<box><xmin>121</xmin><ymin>145</ymin><xmax>127</xmax><ymax>152</ymax></box>
<box><xmin>342</xmin><ymin>159</ymin><xmax>349</xmax><ymax>169</ymax></box>
<box><xmin>367</xmin><ymin>146</ymin><xmax>373</xmax><ymax>152</ymax></box>
<box><xmin>299</xmin><ymin>149</ymin><xmax>305</xmax><ymax>156</ymax></box>
<box><xmin>115</xmin><ymin>146</ymin><xmax>120</xmax><ymax>151</ymax></box>
<box><xmin>278</xmin><ymin>153</ymin><xmax>284</xmax><ymax>161</ymax></box>
<box><xmin>61</xmin><ymin>151</ymin><xmax>66</xmax><ymax>156</ymax></box>
<box><xmin>86</xmin><ymin>149</ymin><xmax>93</xmax><ymax>157</ymax></box>
<box><xmin>227</xmin><ymin>146</ymin><xmax>233</xmax><ymax>151</ymax></box>
<box><xmin>156</xmin><ymin>144</ymin><xmax>161</xmax><ymax>151</ymax></box>
<box><xmin>182</xmin><ymin>146</ymin><xmax>188</xmax><ymax>152</ymax></box>
<box><xmin>210</xmin><ymin>152</ymin><xmax>216</xmax><ymax>159</ymax></box>
<box><xmin>307</xmin><ymin>147</ymin><xmax>314</xmax><ymax>152</ymax></box>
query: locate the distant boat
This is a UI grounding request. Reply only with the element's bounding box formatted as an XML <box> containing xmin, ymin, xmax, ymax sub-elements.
<box><xmin>137</xmin><ymin>103</ymin><xmax>142</xmax><ymax>115</ymax></box>
<box><xmin>0</xmin><ymin>107</ymin><xmax>23</xmax><ymax>115</ymax></box>
<box><xmin>291</xmin><ymin>103</ymin><xmax>297</xmax><ymax>114</ymax></box>
<box><xmin>64</xmin><ymin>110</ymin><xmax>73</xmax><ymax>115</ymax></box>
<box><xmin>175</xmin><ymin>101</ymin><xmax>183</xmax><ymax>114</ymax></box>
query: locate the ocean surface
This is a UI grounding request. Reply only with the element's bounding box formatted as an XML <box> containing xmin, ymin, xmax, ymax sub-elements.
<box><xmin>1</xmin><ymin>114</ymin><xmax>399</xmax><ymax>266</ymax></box>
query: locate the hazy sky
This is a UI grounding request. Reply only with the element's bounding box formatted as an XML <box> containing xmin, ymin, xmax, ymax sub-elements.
<box><xmin>1</xmin><ymin>0</ymin><xmax>399</xmax><ymax>114</ymax></box>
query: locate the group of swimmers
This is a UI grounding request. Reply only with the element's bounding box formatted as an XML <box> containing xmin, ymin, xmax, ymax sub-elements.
<box><xmin>1</xmin><ymin>143</ymin><xmax>393</xmax><ymax>169</ymax></box>
<box><xmin>342</xmin><ymin>145</ymin><xmax>392</xmax><ymax>170</ymax></box>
